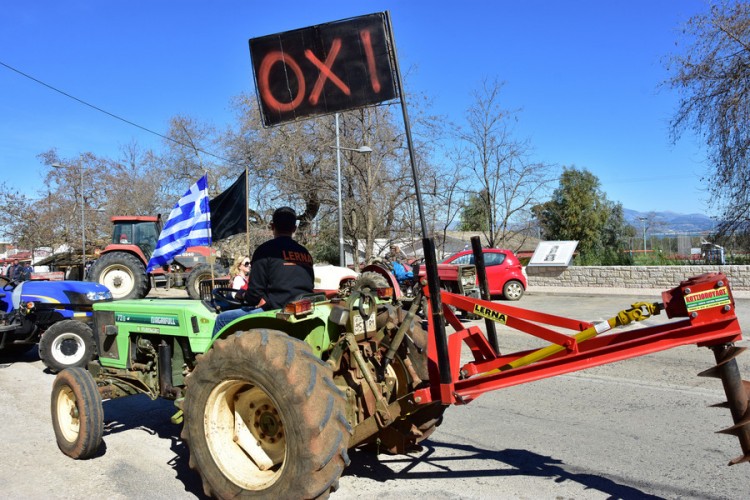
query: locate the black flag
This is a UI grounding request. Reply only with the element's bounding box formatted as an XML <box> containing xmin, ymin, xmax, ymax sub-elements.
<box><xmin>209</xmin><ymin>171</ymin><xmax>247</xmax><ymax>241</ymax></box>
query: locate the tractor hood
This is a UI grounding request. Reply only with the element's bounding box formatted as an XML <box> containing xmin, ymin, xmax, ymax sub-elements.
<box><xmin>20</xmin><ymin>280</ymin><xmax>113</xmax><ymax>306</ymax></box>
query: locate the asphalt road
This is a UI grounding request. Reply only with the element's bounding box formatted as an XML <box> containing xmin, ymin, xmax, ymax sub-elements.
<box><xmin>1</xmin><ymin>290</ymin><xmax>749</xmax><ymax>499</ymax></box>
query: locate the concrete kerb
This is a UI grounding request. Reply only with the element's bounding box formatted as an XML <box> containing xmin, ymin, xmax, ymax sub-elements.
<box><xmin>528</xmin><ymin>285</ymin><xmax>750</xmax><ymax>300</ymax></box>
<box><xmin>147</xmin><ymin>285</ymin><xmax>750</xmax><ymax>300</ymax></box>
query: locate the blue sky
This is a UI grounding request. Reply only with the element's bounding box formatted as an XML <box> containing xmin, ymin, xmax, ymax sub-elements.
<box><xmin>1</xmin><ymin>1</ymin><xmax>712</xmax><ymax>215</ymax></box>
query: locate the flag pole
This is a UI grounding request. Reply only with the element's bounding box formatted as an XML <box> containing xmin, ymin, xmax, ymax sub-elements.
<box><xmin>245</xmin><ymin>165</ymin><xmax>250</xmax><ymax>253</ymax></box>
<box><xmin>207</xmin><ymin>170</ymin><xmax>216</xmax><ymax>289</ymax></box>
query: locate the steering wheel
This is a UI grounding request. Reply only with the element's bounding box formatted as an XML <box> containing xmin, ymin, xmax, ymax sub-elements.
<box><xmin>0</xmin><ymin>276</ymin><xmax>17</xmax><ymax>292</ymax></box>
<box><xmin>211</xmin><ymin>287</ymin><xmax>245</xmax><ymax>308</ymax></box>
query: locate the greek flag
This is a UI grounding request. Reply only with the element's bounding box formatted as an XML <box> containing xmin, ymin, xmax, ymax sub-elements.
<box><xmin>146</xmin><ymin>175</ymin><xmax>212</xmax><ymax>273</ymax></box>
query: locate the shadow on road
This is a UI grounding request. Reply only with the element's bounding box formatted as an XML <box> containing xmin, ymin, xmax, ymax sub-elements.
<box><xmin>101</xmin><ymin>394</ymin><xmax>208</xmax><ymax>499</ymax></box>
<box><xmin>0</xmin><ymin>344</ymin><xmax>40</xmax><ymax>366</ymax></box>
<box><xmin>345</xmin><ymin>440</ymin><xmax>665</xmax><ymax>499</ymax></box>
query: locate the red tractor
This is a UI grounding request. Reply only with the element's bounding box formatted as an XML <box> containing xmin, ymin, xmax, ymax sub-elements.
<box><xmin>87</xmin><ymin>216</ymin><xmax>226</xmax><ymax>300</ymax></box>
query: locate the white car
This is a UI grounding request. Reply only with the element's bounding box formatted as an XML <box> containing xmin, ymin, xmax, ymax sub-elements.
<box><xmin>313</xmin><ymin>264</ymin><xmax>358</xmax><ymax>298</ymax></box>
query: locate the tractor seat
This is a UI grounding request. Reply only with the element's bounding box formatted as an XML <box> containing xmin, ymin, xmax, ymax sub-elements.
<box><xmin>290</xmin><ymin>292</ymin><xmax>327</xmax><ymax>304</ymax></box>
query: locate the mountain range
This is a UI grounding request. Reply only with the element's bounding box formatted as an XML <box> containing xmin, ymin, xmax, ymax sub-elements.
<box><xmin>624</xmin><ymin>209</ymin><xmax>717</xmax><ymax>234</ymax></box>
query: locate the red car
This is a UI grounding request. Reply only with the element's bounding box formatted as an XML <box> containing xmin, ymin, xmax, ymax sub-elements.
<box><xmin>442</xmin><ymin>248</ymin><xmax>527</xmax><ymax>300</ymax></box>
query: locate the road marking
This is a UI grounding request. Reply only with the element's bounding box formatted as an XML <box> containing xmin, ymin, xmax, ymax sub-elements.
<box><xmin>560</xmin><ymin>372</ymin><xmax>723</xmax><ymax>397</ymax></box>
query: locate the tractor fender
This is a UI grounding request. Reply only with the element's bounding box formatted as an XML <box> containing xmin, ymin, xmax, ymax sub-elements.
<box><xmin>208</xmin><ymin>309</ymin><xmax>330</xmax><ymax>354</ymax></box>
<box><xmin>100</xmin><ymin>245</ymin><xmax>149</xmax><ymax>267</ymax></box>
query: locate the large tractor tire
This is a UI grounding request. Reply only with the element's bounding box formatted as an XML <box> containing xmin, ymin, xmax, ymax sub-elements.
<box><xmin>353</xmin><ymin>271</ymin><xmax>389</xmax><ymax>292</ymax></box>
<box><xmin>39</xmin><ymin>320</ymin><xmax>96</xmax><ymax>373</ymax></box>
<box><xmin>50</xmin><ymin>367</ymin><xmax>104</xmax><ymax>459</ymax></box>
<box><xmin>88</xmin><ymin>252</ymin><xmax>148</xmax><ymax>300</ymax></box>
<box><xmin>186</xmin><ymin>264</ymin><xmax>226</xmax><ymax>300</ymax></box>
<box><xmin>182</xmin><ymin>330</ymin><xmax>353</xmax><ymax>499</ymax></box>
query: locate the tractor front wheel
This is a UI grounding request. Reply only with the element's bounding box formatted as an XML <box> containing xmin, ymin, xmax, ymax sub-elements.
<box><xmin>88</xmin><ymin>252</ymin><xmax>148</xmax><ymax>300</ymax></box>
<box><xmin>50</xmin><ymin>367</ymin><xmax>103</xmax><ymax>459</ymax></box>
<box><xmin>39</xmin><ymin>320</ymin><xmax>96</xmax><ymax>373</ymax></box>
<box><xmin>182</xmin><ymin>330</ymin><xmax>352</xmax><ymax>499</ymax></box>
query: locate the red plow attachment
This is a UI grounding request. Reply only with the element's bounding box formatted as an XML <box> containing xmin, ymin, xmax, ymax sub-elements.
<box><xmin>414</xmin><ymin>272</ymin><xmax>750</xmax><ymax>465</ymax></box>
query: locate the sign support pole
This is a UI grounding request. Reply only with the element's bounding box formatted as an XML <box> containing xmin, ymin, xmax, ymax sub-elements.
<box><xmin>384</xmin><ymin>11</ymin><xmax>451</xmax><ymax>390</ymax></box>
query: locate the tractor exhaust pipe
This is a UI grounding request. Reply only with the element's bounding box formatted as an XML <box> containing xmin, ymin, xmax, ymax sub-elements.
<box><xmin>158</xmin><ymin>341</ymin><xmax>180</xmax><ymax>399</ymax></box>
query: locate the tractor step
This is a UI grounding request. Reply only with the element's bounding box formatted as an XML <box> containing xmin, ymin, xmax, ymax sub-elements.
<box><xmin>699</xmin><ymin>343</ymin><xmax>750</xmax><ymax>465</ymax></box>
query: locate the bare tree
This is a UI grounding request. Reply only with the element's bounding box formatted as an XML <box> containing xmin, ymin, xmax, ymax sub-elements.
<box><xmin>224</xmin><ymin>94</ymin><xmax>330</xmax><ymax>245</ymax></box>
<box><xmin>156</xmin><ymin>115</ymin><xmax>235</xmax><ymax>211</ymax></box>
<box><xmin>101</xmin><ymin>141</ymin><xmax>162</xmax><ymax>216</ymax></box>
<box><xmin>38</xmin><ymin>149</ymin><xmax>111</xmax><ymax>252</ymax></box>
<box><xmin>458</xmin><ymin>78</ymin><xmax>556</xmax><ymax>250</ymax></box>
<box><xmin>224</xmin><ymin>93</ymin><xmax>440</xmax><ymax>264</ymax></box>
<box><xmin>0</xmin><ymin>184</ymin><xmax>56</xmax><ymax>256</ymax></box>
<box><xmin>338</xmin><ymin>107</ymin><xmax>418</xmax><ymax>264</ymax></box>
<box><xmin>424</xmin><ymin>145</ymin><xmax>469</xmax><ymax>257</ymax></box>
<box><xmin>666</xmin><ymin>1</ymin><xmax>750</xmax><ymax>235</ymax></box>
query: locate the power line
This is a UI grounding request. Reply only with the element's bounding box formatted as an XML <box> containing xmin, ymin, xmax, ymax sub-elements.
<box><xmin>0</xmin><ymin>59</ymin><xmax>235</xmax><ymax>165</ymax></box>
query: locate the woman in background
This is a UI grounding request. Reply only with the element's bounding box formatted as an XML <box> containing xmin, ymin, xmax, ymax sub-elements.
<box><xmin>230</xmin><ymin>255</ymin><xmax>251</xmax><ymax>292</ymax></box>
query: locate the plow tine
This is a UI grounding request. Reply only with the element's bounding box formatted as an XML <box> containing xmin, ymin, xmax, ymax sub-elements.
<box><xmin>698</xmin><ymin>346</ymin><xmax>747</xmax><ymax>378</ymax></box>
<box><xmin>709</xmin><ymin>344</ymin><xmax>750</xmax><ymax>465</ymax></box>
<box><xmin>729</xmin><ymin>455</ymin><xmax>750</xmax><ymax>466</ymax></box>
<box><xmin>718</xmin><ymin>412</ymin><xmax>750</xmax><ymax>436</ymax></box>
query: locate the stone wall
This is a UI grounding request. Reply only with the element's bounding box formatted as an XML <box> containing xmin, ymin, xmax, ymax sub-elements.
<box><xmin>526</xmin><ymin>265</ymin><xmax>750</xmax><ymax>290</ymax></box>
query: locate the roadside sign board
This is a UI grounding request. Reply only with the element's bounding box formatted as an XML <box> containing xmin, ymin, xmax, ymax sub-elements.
<box><xmin>528</xmin><ymin>241</ymin><xmax>579</xmax><ymax>267</ymax></box>
<box><xmin>249</xmin><ymin>12</ymin><xmax>397</xmax><ymax>126</ymax></box>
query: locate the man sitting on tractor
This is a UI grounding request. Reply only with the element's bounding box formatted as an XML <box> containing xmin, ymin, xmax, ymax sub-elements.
<box><xmin>211</xmin><ymin>206</ymin><xmax>314</xmax><ymax>334</ymax></box>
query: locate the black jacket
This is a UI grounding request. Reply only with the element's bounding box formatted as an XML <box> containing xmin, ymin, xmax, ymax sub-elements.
<box><xmin>244</xmin><ymin>236</ymin><xmax>314</xmax><ymax>310</ymax></box>
<box><xmin>6</xmin><ymin>264</ymin><xmax>24</xmax><ymax>281</ymax></box>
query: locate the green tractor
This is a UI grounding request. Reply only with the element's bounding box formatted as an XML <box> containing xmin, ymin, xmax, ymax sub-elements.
<box><xmin>50</xmin><ymin>268</ymin><xmax>750</xmax><ymax>499</ymax></box>
<box><xmin>51</xmin><ymin>273</ymin><xmax>435</xmax><ymax>498</ymax></box>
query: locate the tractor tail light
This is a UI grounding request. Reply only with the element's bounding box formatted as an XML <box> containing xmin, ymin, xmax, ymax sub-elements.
<box><xmin>377</xmin><ymin>287</ymin><xmax>394</xmax><ymax>299</ymax></box>
<box><xmin>284</xmin><ymin>299</ymin><xmax>314</xmax><ymax>318</ymax></box>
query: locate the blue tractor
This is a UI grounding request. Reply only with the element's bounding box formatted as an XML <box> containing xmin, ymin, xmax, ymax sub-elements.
<box><xmin>0</xmin><ymin>274</ymin><xmax>112</xmax><ymax>372</ymax></box>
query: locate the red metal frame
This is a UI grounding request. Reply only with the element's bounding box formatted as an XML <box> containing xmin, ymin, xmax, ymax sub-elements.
<box><xmin>414</xmin><ymin>272</ymin><xmax>743</xmax><ymax>406</ymax></box>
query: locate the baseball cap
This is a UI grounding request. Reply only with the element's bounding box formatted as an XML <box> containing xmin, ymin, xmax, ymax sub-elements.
<box><xmin>272</xmin><ymin>206</ymin><xmax>297</xmax><ymax>230</ymax></box>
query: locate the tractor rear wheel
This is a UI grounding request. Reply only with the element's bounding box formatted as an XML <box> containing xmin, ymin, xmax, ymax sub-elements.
<box><xmin>182</xmin><ymin>330</ymin><xmax>352</xmax><ymax>499</ymax></box>
<box><xmin>50</xmin><ymin>367</ymin><xmax>103</xmax><ymax>459</ymax></box>
<box><xmin>39</xmin><ymin>320</ymin><xmax>96</xmax><ymax>373</ymax></box>
<box><xmin>186</xmin><ymin>264</ymin><xmax>226</xmax><ymax>300</ymax></box>
<box><xmin>353</xmin><ymin>271</ymin><xmax>389</xmax><ymax>291</ymax></box>
<box><xmin>88</xmin><ymin>252</ymin><xmax>148</xmax><ymax>300</ymax></box>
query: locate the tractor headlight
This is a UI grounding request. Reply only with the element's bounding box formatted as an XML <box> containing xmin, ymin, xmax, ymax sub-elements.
<box><xmin>86</xmin><ymin>290</ymin><xmax>113</xmax><ymax>301</ymax></box>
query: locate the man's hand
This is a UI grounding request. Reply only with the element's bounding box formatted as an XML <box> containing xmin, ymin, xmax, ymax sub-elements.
<box><xmin>234</xmin><ymin>289</ymin><xmax>262</xmax><ymax>308</ymax></box>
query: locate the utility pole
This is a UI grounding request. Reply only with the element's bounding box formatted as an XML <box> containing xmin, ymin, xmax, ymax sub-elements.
<box><xmin>638</xmin><ymin>217</ymin><xmax>647</xmax><ymax>253</ymax></box>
